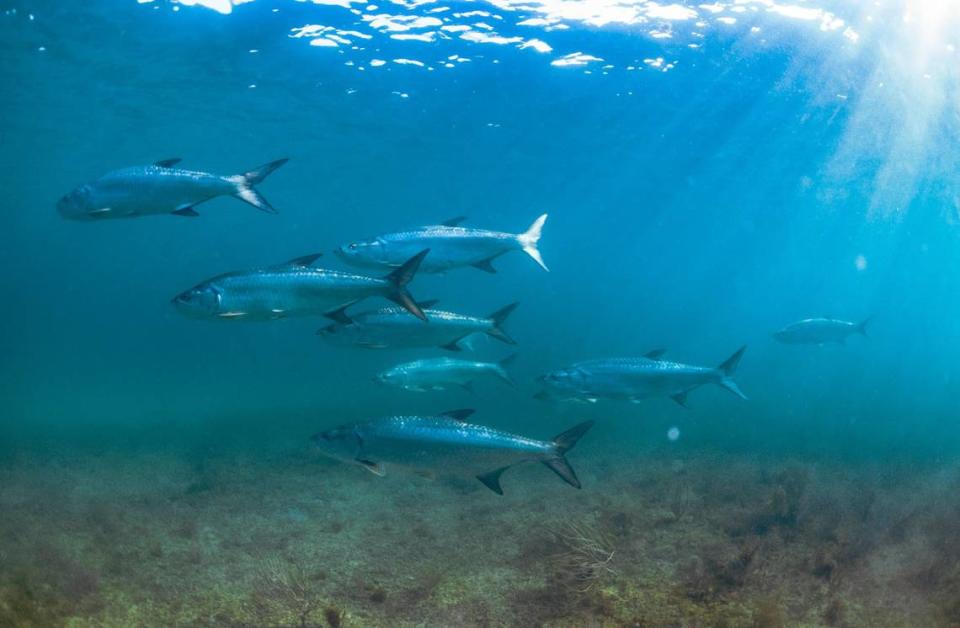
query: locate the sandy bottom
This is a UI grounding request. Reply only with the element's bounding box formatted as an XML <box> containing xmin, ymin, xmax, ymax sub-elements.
<box><xmin>1</xmin><ymin>440</ymin><xmax>958</xmax><ymax>627</ymax></box>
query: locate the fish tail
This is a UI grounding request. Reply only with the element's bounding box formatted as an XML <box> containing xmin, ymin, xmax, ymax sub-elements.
<box><xmin>857</xmin><ymin>316</ymin><xmax>872</xmax><ymax>337</ymax></box>
<box><xmin>229</xmin><ymin>158</ymin><xmax>289</xmax><ymax>214</ymax></box>
<box><xmin>716</xmin><ymin>345</ymin><xmax>748</xmax><ymax>400</ymax></box>
<box><xmin>542</xmin><ymin>420</ymin><xmax>595</xmax><ymax>489</ymax></box>
<box><xmin>517</xmin><ymin>213</ymin><xmax>549</xmax><ymax>271</ymax></box>
<box><xmin>494</xmin><ymin>353</ymin><xmax>518</xmax><ymax>387</ymax></box>
<box><xmin>485</xmin><ymin>302</ymin><xmax>519</xmax><ymax>345</ymax></box>
<box><xmin>385</xmin><ymin>249</ymin><xmax>430</xmax><ymax>321</ymax></box>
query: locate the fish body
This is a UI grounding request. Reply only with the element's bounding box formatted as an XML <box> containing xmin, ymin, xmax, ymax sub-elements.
<box><xmin>320</xmin><ymin>303</ymin><xmax>518</xmax><ymax>350</ymax></box>
<box><xmin>336</xmin><ymin>214</ymin><xmax>548</xmax><ymax>273</ymax></box>
<box><xmin>376</xmin><ymin>355</ymin><xmax>516</xmax><ymax>392</ymax></box>
<box><xmin>173</xmin><ymin>250</ymin><xmax>429</xmax><ymax>321</ymax></box>
<box><xmin>773</xmin><ymin>318</ymin><xmax>870</xmax><ymax>345</ymax></box>
<box><xmin>311</xmin><ymin>409</ymin><xmax>593</xmax><ymax>494</ymax></box>
<box><xmin>538</xmin><ymin>347</ymin><xmax>748</xmax><ymax>407</ymax></box>
<box><xmin>57</xmin><ymin>158</ymin><xmax>287</xmax><ymax>220</ymax></box>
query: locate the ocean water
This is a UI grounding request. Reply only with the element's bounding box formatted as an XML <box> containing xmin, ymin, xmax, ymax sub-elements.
<box><xmin>4</xmin><ymin>1</ymin><xmax>960</xmax><ymax>625</ymax></box>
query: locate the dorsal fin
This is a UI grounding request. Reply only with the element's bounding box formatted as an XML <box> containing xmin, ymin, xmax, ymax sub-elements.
<box><xmin>439</xmin><ymin>408</ymin><xmax>475</xmax><ymax>422</ymax></box>
<box><xmin>644</xmin><ymin>348</ymin><xmax>667</xmax><ymax>360</ymax></box>
<box><xmin>281</xmin><ymin>253</ymin><xmax>323</xmax><ymax>268</ymax></box>
<box><xmin>154</xmin><ymin>158</ymin><xmax>182</xmax><ymax>168</ymax></box>
<box><xmin>418</xmin><ymin>299</ymin><xmax>440</xmax><ymax>309</ymax></box>
<box><xmin>440</xmin><ymin>216</ymin><xmax>467</xmax><ymax>227</ymax></box>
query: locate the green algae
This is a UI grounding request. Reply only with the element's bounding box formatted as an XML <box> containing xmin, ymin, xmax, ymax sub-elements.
<box><xmin>1</xmin><ymin>450</ymin><xmax>957</xmax><ymax>626</ymax></box>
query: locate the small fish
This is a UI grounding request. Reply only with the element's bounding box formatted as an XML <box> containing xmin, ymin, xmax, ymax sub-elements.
<box><xmin>172</xmin><ymin>249</ymin><xmax>430</xmax><ymax>321</ymax></box>
<box><xmin>773</xmin><ymin>317</ymin><xmax>871</xmax><ymax>345</ymax></box>
<box><xmin>335</xmin><ymin>214</ymin><xmax>548</xmax><ymax>274</ymax></box>
<box><xmin>57</xmin><ymin>157</ymin><xmax>288</xmax><ymax>220</ymax></box>
<box><xmin>537</xmin><ymin>347</ymin><xmax>747</xmax><ymax>407</ymax></box>
<box><xmin>375</xmin><ymin>355</ymin><xmax>517</xmax><ymax>392</ymax></box>
<box><xmin>319</xmin><ymin>302</ymin><xmax>518</xmax><ymax>350</ymax></box>
<box><xmin>311</xmin><ymin>409</ymin><xmax>593</xmax><ymax>495</ymax></box>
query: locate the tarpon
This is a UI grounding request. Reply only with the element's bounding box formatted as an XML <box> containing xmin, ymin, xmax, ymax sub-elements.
<box><xmin>319</xmin><ymin>302</ymin><xmax>518</xmax><ymax>350</ymax></box>
<box><xmin>172</xmin><ymin>249</ymin><xmax>430</xmax><ymax>321</ymax></box>
<box><xmin>57</xmin><ymin>157</ymin><xmax>288</xmax><ymax>220</ymax></box>
<box><xmin>536</xmin><ymin>347</ymin><xmax>748</xmax><ymax>407</ymax></box>
<box><xmin>311</xmin><ymin>409</ymin><xmax>593</xmax><ymax>495</ymax></box>
<box><xmin>773</xmin><ymin>317</ymin><xmax>870</xmax><ymax>345</ymax></box>
<box><xmin>335</xmin><ymin>214</ymin><xmax>548</xmax><ymax>273</ymax></box>
<box><xmin>375</xmin><ymin>355</ymin><xmax>517</xmax><ymax>392</ymax></box>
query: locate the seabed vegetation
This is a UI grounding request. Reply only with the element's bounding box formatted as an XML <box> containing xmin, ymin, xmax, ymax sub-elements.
<box><xmin>2</xmin><ymin>439</ymin><xmax>959</xmax><ymax>627</ymax></box>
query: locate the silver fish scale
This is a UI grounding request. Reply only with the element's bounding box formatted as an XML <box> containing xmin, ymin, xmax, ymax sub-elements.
<box><xmin>365</xmin><ymin>416</ymin><xmax>549</xmax><ymax>453</ymax></box>
<box><xmin>388</xmin><ymin>226</ymin><xmax>515</xmax><ymax>241</ymax></box>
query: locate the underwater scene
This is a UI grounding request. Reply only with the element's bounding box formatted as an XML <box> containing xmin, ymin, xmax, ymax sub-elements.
<box><xmin>4</xmin><ymin>0</ymin><xmax>960</xmax><ymax>625</ymax></box>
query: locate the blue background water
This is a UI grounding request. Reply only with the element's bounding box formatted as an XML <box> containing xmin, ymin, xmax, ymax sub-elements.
<box><xmin>3</xmin><ymin>0</ymin><xmax>960</xmax><ymax>468</ymax></box>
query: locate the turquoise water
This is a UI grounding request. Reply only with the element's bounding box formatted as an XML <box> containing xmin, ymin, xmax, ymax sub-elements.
<box><xmin>4</xmin><ymin>1</ymin><xmax>960</xmax><ymax>625</ymax></box>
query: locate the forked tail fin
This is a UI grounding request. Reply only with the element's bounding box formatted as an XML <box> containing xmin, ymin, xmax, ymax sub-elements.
<box><xmin>484</xmin><ymin>302</ymin><xmax>519</xmax><ymax>345</ymax></box>
<box><xmin>493</xmin><ymin>353</ymin><xmax>518</xmax><ymax>387</ymax></box>
<box><xmin>230</xmin><ymin>158</ymin><xmax>289</xmax><ymax>213</ymax></box>
<box><xmin>541</xmin><ymin>420</ymin><xmax>595</xmax><ymax>489</ymax></box>
<box><xmin>385</xmin><ymin>249</ymin><xmax>430</xmax><ymax>321</ymax></box>
<box><xmin>716</xmin><ymin>345</ymin><xmax>748</xmax><ymax>400</ymax></box>
<box><xmin>857</xmin><ymin>317</ymin><xmax>872</xmax><ymax>337</ymax></box>
<box><xmin>517</xmin><ymin>213</ymin><xmax>549</xmax><ymax>271</ymax></box>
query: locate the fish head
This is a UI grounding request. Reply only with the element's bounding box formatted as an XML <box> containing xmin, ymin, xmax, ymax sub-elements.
<box><xmin>171</xmin><ymin>284</ymin><xmax>222</xmax><ymax>318</ymax></box>
<box><xmin>56</xmin><ymin>184</ymin><xmax>96</xmax><ymax>220</ymax></box>
<box><xmin>310</xmin><ymin>425</ymin><xmax>362</xmax><ymax>464</ymax></box>
<box><xmin>373</xmin><ymin>370</ymin><xmax>396</xmax><ymax>386</ymax></box>
<box><xmin>539</xmin><ymin>367</ymin><xmax>583</xmax><ymax>392</ymax></box>
<box><xmin>335</xmin><ymin>239</ymin><xmax>387</xmax><ymax>267</ymax></box>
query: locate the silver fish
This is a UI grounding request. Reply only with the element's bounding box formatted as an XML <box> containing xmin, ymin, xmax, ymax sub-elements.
<box><xmin>537</xmin><ymin>347</ymin><xmax>747</xmax><ymax>407</ymax></box>
<box><xmin>319</xmin><ymin>302</ymin><xmax>518</xmax><ymax>350</ymax></box>
<box><xmin>57</xmin><ymin>157</ymin><xmax>287</xmax><ymax>220</ymax></box>
<box><xmin>375</xmin><ymin>355</ymin><xmax>517</xmax><ymax>392</ymax></box>
<box><xmin>773</xmin><ymin>317</ymin><xmax>870</xmax><ymax>345</ymax></box>
<box><xmin>172</xmin><ymin>249</ymin><xmax>430</xmax><ymax>321</ymax></box>
<box><xmin>311</xmin><ymin>409</ymin><xmax>593</xmax><ymax>495</ymax></box>
<box><xmin>335</xmin><ymin>214</ymin><xmax>548</xmax><ymax>273</ymax></box>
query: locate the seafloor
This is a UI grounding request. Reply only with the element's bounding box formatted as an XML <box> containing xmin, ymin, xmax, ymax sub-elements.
<box><xmin>2</xmin><ymin>422</ymin><xmax>958</xmax><ymax>628</ymax></box>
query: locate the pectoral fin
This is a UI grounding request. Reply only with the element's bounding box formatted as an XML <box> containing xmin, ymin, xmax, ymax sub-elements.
<box><xmin>356</xmin><ymin>459</ymin><xmax>385</xmax><ymax>476</ymax></box>
<box><xmin>671</xmin><ymin>392</ymin><xmax>688</xmax><ymax>408</ymax></box>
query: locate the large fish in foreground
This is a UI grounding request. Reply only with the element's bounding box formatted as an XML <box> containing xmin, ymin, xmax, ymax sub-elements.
<box><xmin>320</xmin><ymin>302</ymin><xmax>518</xmax><ymax>350</ymax></box>
<box><xmin>335</xmin><ymin>214</ymin><xmax>549</xmax><ymax>273</ymax></box>
<box><xmin>536</xmin><ymin>347</ymin><xmax>748</xmax><ymax>407</ymax></box>
<box><xmin>376</xmin><ymin>355</ymin><xmax>517</xmax><ymax>392</ymax></box>
<box><xmin>172</xmin><ymin>250</ymin><xmax>430</xmax><ymax>321</ymax></box>
<box><xmin>57</xmin><ymin>157</ymin><xmax>288</xmax><ymax>220</ymax></box>
<box><xmin>311</xmin><ymin>409</ymin><xmax>593</xmax><ymax>495</ymax></box>
<box><xmin>773</xmin><ymin>317</ymin><xmax>870</xmax><ymax>345</ymax></box>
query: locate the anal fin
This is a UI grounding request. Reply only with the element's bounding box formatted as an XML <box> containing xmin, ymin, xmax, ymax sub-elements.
<box><xmin>172</xmin><ymin>207</ymin><xmax>199</xmax><ymax>217</ymax></box>
<box><xmin>471</xmin><ymin>257</ymin><xmax>498</xmax><ymax>274</ymax></box>
<box><xmin>476</xmin><ymin>467</ymin><xmax>509</xmax><ymax>495</ymax></box>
